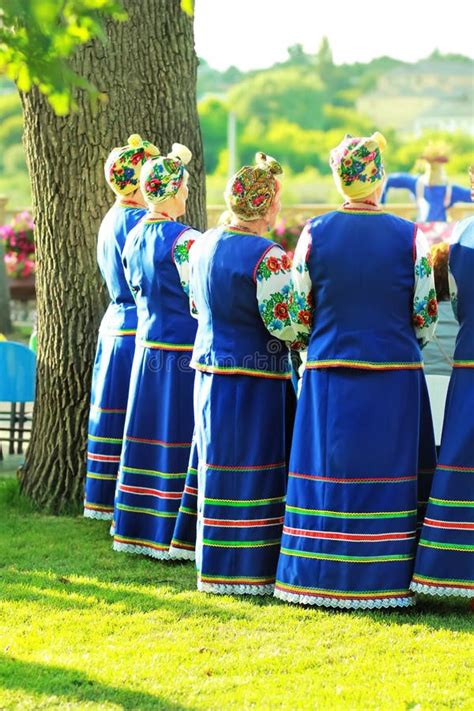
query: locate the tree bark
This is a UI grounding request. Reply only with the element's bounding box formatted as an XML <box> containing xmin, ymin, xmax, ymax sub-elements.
<box><xmin>18</xmin><ymin>0</ymin><xmax>206</xmax><ymax>512</ymax></box>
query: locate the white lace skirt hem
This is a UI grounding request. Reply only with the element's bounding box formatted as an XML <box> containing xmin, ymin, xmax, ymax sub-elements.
<box><xmin>274</xmin><ymin>588</ymin><xmax>416</xmax><ymax>609</ymax></box>
<box><xmin>198</xmin><ymin>581</ymin><xmax>274</xmax><ymax>596</ymax></box>
<box><xmin>113</xmin><ymin>541</ymin><xmax>171</xmax><ymax>560</ymax></box>
<box><xmin>83</xmin><ymin>509</ymin><xmax>113</xmax><ymax>521</ymax></box>
<box><xmin>410</xmin><ymin>581</ymin><xmax>473</xmax><ymax>598</ymax></box>
<box><xmin>168</xmin><ymin>546</ymin><xmax>195</xmax><ymax>561</ymax></box>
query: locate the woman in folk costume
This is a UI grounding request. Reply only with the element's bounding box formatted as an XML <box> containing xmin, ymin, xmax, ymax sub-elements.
<box><xmin>184</xmin><ymin>153</ymin><xmax>302</xmax><ymax>594</ymax></box>
<box><xmin>84</xmin><ymin>134</ymin><xmax>159</xmax><ymax>520</ymax></box>
<box><xmin>411</xmin><ymin>168</ymin><xmax>474</xmax><ymax>599</ymax></box>
<box><xmin>274</xmin><ymin>133</ymin><xmax>438</xmax><ymax>610</ymax></box>
<box><xmin>112</xmin><ymin>144</ymin><xmax>201</xmax><ymax>558</ymax></box>
<box><xmin>381</xmin><ymin>142</ymin><xmax>472</xmax><ymax>245</ymax></box>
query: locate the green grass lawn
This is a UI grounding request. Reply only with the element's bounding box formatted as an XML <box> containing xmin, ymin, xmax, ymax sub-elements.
<box><xmin>0</xmin><ymin>468</ymin><xmax>472</xmax><ymax>711</ymax></box>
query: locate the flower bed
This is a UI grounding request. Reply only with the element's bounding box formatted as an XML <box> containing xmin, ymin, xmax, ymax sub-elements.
<box><xmin>0</xmin><ymin>210</ymin><xmax>35</xmax><ymax>279</ymax></box>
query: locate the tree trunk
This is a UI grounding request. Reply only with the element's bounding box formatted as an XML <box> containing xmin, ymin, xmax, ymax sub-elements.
<box><xmin>18</xmin><ymin>0</ymin><xmax>206</xmax><ymax>512</ymax></box>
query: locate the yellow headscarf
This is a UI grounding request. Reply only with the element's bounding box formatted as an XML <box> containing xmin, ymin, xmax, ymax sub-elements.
<box><xmin>330</xmin><ymin>132</ymin><xmax>387</xmax><ymax>201</ymax></box>
<box><xmin>105</xmin><ymin>134</ymin><xmax>160</xmax><ymax>196</ymax></box>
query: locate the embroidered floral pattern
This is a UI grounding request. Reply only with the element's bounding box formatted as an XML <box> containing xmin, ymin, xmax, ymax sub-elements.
<box><xmin>226</xmin><ymin>153</ymin><xmax>282</xmax><ymax>220</ymax></box>
<box><xmin>256</xmin><ymin>247</ymin><xmax>297</xmax><ymax>344</ymax></box>
<box><xmin>413</xmin><ymin>228</ymin><xmax>438</xmax><ymax>347</ymax></box>
<box><xmin>331</xmin><ymin>139</ymin><xmax>384</xmax><ymax>188</ymax></box>
<box><xmin>413</xmin><ymin>288</ymin><xmax>438</xmax><ymax>330</ymax></box>
<box><xmin>142</xmin><ymin>156</ymin><xmax>185</xmax><ymax>203</ymax></box>
<box><xmin>172</xmin><ymin>229</ymin><xmax>200</xmax><ymax>300</ymax></box>
<box><xmin>289</xmin><ymin>224</ymin><xmax>314</xmax><ymax>350</ymax></box>
<box><xmin>415</xmin><ymin>254</ymin><xmax>433</xmax><ymax>279</ymax></box>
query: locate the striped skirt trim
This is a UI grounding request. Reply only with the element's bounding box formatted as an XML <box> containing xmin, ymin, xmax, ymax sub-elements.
<box><xmin>305</xmin><ymin>359</ymin><xmax>423</xmax><ymax>371</ymax></box>
<box><xmin>192</xmin><ymin>361</ymin><xmax>292</xmax><ymax>380</ymax></box>
<box><xmin>137</xmin><ymin>339</ymin><xmax>194</xmax><ymax>352</ymax></box>
<box><xmin>274</xmin><ymin>581</ymin><xmax>415</xmax><ymax>609</ymax></box>
<box><xmin>410</xmin><ymin>575</ymin><xmax>474</xmax><ymax>598</ymax></box>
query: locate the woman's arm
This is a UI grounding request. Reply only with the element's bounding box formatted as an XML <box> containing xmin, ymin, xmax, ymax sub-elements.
<box><xmin>172</xmin><ymin>228</ymin><xmax>201</xmax><ymax>298</ymax></box>
<box><xmin>412</xmin><ymin>227</ymin><xmax>439</xmax><ymax>347</ymax></box>
<box><xmin>288</xmin><ymin>223</ymin><xmax>314</xmax><ymax>351</ymax></box>
<box><xmin>255</xmin><ymin>245</ymin><xmax>297</xmax><ymax>344</ymax></box>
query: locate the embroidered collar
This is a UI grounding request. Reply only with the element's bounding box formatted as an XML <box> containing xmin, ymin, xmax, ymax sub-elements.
<box><xmin>339</xmin><ymin>201</ymin><xmax>384</xmax><ymax>214</ymax></box>
<box><xmin>144</xmin><ymin>211</ymin><xmax>176</xmax><ymax>224</ymax></box>
<box><xmin>118</xmin><ymin>198</ymin><xmax>145</xmax><ymax>209</ymax></box>
<box><xmin>225</xmin><ymin>224</ymin><xmax>260</xmax><ymax>236</ymax></box>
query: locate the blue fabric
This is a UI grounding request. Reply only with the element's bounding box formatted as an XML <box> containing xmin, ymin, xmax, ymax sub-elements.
<box><xmin>170</xmin><ymin>439</ymin><xmax>198</xmax><ymax>555</ymax></box>
<box><xmin>84</xmin><ymin>204</ymin><xmax>144</xmax><ymax>518</ymax></box>
<box><xmin>113</xmin><ymin>346</ymin><xmax>195</xmax><ymax>555</ymax></box>
<box><xmin>306</xmin><ymin>211</ymin><xmax>421</xmax><ymax>365</ymax></box>
<box><xmin>275</xmin><ymin>367</ymin><xmax>435</xmax><ymax>607</ymax></box>
<box><xmin>97</xmin><ymin>204</ymin><xmax>144</xmax><ymax>332</ymax></box>
<box><xmin>381</xmin><ymin>174</ymin><xmax>472</xmax><ymax>223</ymax></box>
<box><xmin>112</xmin><ymin>219</ymin><xmax>198</xmax><ymax>555</ymax></box>
<box><xmin>0</xmin><ymin>342</ymin><xmax>35</xmax><ymax>402</ymax></box>
<box><xmin>84</xmin><ymin>334</ymin><xmax>136</xmax><ymax>518</ymax></box>
<box><xmin>194</xmin><ymin>371</ymin><xmax>289</xmax><ymax>592</ymax></box>
<box><xmin>191</xmin><ymin>227</ymin><xmax>290</xmax><ymax>376</ymax></box>
<box><xmin>171</xmin><ymin>380</ymin><xmax>297</xmax><ymax>559</ymax></box>
<box><xmin>450</xmin><ymin>218</ymin><xmax>474</xmax><ymax>362</ymax></box>
<box><xmin>122</xmin><ymin>220</ymin><xmax>197</xmax><ymax>345</ymax></box>
<box><xmin>412</xmin><ymin>217</ymin><xmax>474</xmax><ymax>596</ymax></box>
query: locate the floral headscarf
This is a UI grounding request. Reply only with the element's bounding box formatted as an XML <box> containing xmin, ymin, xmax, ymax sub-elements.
<box><xmin>330</xmin><ymin>132</ymin><xmax>387</xmax><ymax>201</ymax></box>
<box><xmin>140</xmin><ymin>143</ymin><xmax>192</xmax><ymax>204</ymax></box>
<box><xmin>105</xmin><ymin>134</ymin><xmax>160</xmax><ymax>196</ymax></box>
<box><xmin>225</xmin><ymin>152</ymin><xmax>283</xmax><ymax>221</ymax></box>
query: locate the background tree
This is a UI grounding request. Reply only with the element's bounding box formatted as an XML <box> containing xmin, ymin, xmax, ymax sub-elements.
<box><xmin>17</xmin><ymin>0</ymin><xmax>205</xmax><ymax>511</ymax></box>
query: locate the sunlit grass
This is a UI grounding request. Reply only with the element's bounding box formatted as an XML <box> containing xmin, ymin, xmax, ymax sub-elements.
<box><xmin>0</xmin><ymin>472</ymin><xmax>472</xmax><ymax>710</ymax></box>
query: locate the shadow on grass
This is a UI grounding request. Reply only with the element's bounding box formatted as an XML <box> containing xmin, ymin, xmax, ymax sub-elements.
<box><xmin>1</xmin><ymin>566</ymin><xmax>249</xmax><ymax>621</ymax></box>
<box><xmin>0</xmin><ymin>654</ymin><xmax>193</xmax><ymax>709</ymax></box>
<box><xmin>1</xmin><ymin>476</ymin><xmax>470</xmax><ymax>632</ymax></box>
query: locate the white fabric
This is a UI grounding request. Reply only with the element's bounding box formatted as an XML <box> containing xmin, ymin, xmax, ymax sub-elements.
<box><xmin>255</xmin><ymin>245</ymin><xmax>297</xmax><ymax>343</ymax></box>
<box><xmin>413</xmin><ymin>227</ymin><xmax>438</xmax><ymax>346</ymax></box>
<box><xmin>274</xmin><ymin>588</ymin><xmax>416</xmax><ymax>609</ymax></box>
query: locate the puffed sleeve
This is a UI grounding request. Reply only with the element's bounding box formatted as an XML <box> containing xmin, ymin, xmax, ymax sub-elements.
<box><xmin>412</xmin><ymin>227</ymin><xmax>438</xmax><ymax>347</ymax></box>
<box><xmin>288</xmin><ymin>223</ymin><xmax>314</xmax><ymax>351</ymax></box>
<box><xmin>172</xmin><ymin>228</ymin><xmax>201</xmax><ymax>297</ymax></box>
<box><xmin>255</xmin><ymin>245</ymin><xmax>297</xmax><ymax>345</ymax></box>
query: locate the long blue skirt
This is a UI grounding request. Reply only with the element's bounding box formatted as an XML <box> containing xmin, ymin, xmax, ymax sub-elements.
<box><xmin>275</xmin><ymin>367</ymin><xmax>436</xmax><ymax>610</ymax></box>
<box><xmin>168</xmin><ymin>439</ymin><xmax>198</xmax><ymax>560</ymax></box>
<box><xmin>194</xmin><ymin>371</ymin><xmax>290</xmax><ymax>595</ymax></box>
<box><xmin>84</xmin><ymin>333</ymin><xmax>136</xmax><ymax>520</ymax></box>
<box><xmin>412</xmin><ymin>366</ymin><xmax>474</xmax><ymax>597</ymax></box>
<box><xmin>112</xmin><ymin>345</ymin><xmax>194</xmax><ymax>558</ymax></box>
<box><xmin>170</xmin><ymin>381</ymin><xmax>297</xmax><ymax>562</ymax></box>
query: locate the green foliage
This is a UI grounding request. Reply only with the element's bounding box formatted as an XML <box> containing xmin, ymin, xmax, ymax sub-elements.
<box><xmin>0</xmin><ymin>113</ymin><xmax>23</xmax><ymax>145</ymax></box>
<box><xmin>0</xmin><ymin>471</ymin><xmax>472</xmax><ymax>710</ymax></box>
<box><xmin>0</xmin><ymin>0</ymin><xmax>127</xmax><ymax>114</ymax></box>
<box><xmin>198</xmin><ymin>96</ymin><xmax>228</xmax><ymax>173</ymax></box>
<box><xmin>228</xmin><ymin>67</ymin><xmax>326</xmax><ymax>130</ymax></box>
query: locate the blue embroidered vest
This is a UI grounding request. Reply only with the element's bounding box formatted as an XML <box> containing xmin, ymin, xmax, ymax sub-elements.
<box><xmin>450</xmin><ymin>217</ymin><xmax>474</xmax><ymax>365</ymax></box>
<box><xmin>306</xmin><ymin>209</ymin><xmax>422</xmax><ymax>369</ymax></box>
<box><xmin>190</xmin><ymin>227</ymin><xmax>291</xmax><ymax>378</ymax></box>
<box><xmin>97</xmin><ymin>203</ymin><xmax>145</xmax><ymax>334</ymax></box>
<box><xmin>122</xmin><ymin>218</ymin><xmax>197</xmax><ymax>349</ymax></box>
